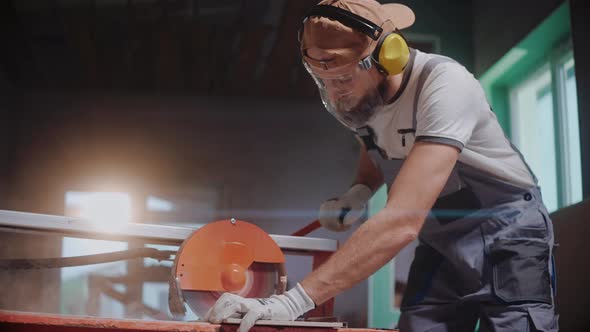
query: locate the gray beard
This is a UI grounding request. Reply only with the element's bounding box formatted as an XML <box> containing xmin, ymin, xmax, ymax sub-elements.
<box><xmin>335</xmin><ymin>90</ymin><xmax>383</xmax><ymax>128</ymax></box>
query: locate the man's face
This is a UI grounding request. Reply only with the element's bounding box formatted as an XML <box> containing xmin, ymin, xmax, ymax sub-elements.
<box><xmin>305</xmin><ymin>48</ymin><xmax>387</xmax><ymax>128</ymax></box>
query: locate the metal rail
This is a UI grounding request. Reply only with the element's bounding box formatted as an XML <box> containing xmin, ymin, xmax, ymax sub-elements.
<box><xmin>0</xmin><ymin>209</ymin><xmax>338</xmax><ymax>253</ymax></box>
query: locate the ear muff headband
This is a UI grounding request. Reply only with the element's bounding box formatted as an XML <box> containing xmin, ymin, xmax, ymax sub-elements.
<box><xmin>298</xmin><ymin>5</ymin><xmax>410</xmax><ymax>76</ymax></box>
<box><xmin>298</xmin><ymin>5</ymin><xmax>383</xmax><ymax>43</ymax></box>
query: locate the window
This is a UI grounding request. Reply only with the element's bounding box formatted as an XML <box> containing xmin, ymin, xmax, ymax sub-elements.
<box><xmin>480</xmin><ymin>2</ymin><xmax>580</xmax><ymax>213</ymax></box>
<box><xmin>509</xmin><ymin>46</ymin><xmax>582</xmax><ymax>212</ymax></box>
<box><xmin>556</xmin><ymin>53</ymin><xmax>583</xmax><ymax>206</ymax></box>
<box><xmin>60</xmin><ymin>187</ymin><xmax>220</xmax><ymax>319</ymax></box>
<box><xmin>61</xmin><ymin>191</ymin><xmax>132</xmax><ymax>317</ymax></box>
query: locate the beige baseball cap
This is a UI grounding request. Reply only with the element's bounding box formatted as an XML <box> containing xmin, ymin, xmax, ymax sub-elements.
<box><xmin>300</xmin><ymin>0</ymin><xmax>415</xmax><ymax>68</ymax></box>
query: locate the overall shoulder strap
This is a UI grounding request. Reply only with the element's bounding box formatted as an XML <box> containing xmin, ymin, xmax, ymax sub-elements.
<box><xmin>356</xmin><ymin>126</ymin><xmax>379</xmax><ymax>151</ymax></box>
<box><xmin>412</xmin><ymin>56</ymin><xmax>457</xmax><ymax>129</ymax></box>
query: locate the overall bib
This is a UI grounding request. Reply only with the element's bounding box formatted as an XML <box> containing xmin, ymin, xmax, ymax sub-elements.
<box><xmin>355</xmin><ymin>57</ymin><xmax>559</xmax><ymax>332</ymax></box>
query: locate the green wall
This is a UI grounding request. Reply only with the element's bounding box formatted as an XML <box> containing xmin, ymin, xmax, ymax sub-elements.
<box><xmin>479</xmin><ymin>2</ymin><xmax>571</xmax><ymax>132</ymax></box>
<box><xmin>384</xmin><ymin>0</ymin><xmax>474</xmax><ymax>72</ymax></box>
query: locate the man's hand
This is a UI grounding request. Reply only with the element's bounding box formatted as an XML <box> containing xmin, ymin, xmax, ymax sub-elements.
<box><xmin>205</xmin><ymin>283</ymin><xmax>315</xmax><ymax>332</ymax></box>
<box><xmin>318</xmin><ymin>183</ymin><xmax>373</xmax><ymax>231</ymax></box>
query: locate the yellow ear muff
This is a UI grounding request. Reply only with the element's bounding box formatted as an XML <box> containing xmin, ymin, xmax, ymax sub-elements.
<box><xmin>378</xmin><ymin>33</ymin><xmax>410</xmax><ymax>76</ymax></box>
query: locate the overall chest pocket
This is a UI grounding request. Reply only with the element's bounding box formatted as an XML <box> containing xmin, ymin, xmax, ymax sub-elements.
<box><xmin>396</xmin><ymin>128</ymin><xmax>416</xmax><ymax>156</ymax></box>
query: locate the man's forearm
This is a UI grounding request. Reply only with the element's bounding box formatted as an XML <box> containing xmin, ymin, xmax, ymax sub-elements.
<box><xmin>302</xmin><ymin>142</ymin><xmax>458</xmax><ymax>306</ymax></box>
<box><xmin>300</xmin><ymin>206</ymin><xmax>421</xmax><ymax>305</ymax></box>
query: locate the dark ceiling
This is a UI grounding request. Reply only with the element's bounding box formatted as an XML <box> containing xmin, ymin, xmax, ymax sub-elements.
<box><xmin>2</xmin><ymin>0</ymin><xmax>321</xmax><ymax>99</ymax></box>
<box><xmin>1</xmin><ymin>0</ymin><xmax>434</xmax><ymax>99</ymax></box>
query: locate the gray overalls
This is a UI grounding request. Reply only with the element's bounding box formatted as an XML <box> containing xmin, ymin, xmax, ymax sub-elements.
<box><xmin>356</xmin><ymin>56</ymin><xmax>559</xmax><ymax>332</ymax></box>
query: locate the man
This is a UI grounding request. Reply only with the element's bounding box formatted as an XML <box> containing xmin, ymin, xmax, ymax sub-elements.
<box><xmin>206</xmin><ymin>0</ymin><xmax>559</xmax><ymax>331</ymax></box>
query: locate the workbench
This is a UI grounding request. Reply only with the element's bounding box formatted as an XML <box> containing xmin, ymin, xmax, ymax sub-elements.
<box><xmin>0</xmin><ymin>310</ymin><xmax>397</xmax><ymax>332</ymax></box>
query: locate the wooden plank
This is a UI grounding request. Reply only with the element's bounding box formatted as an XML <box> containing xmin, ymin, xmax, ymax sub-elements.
<box><xmin>210</xmin><ymin>26</ymin><xmax>236</xmax><ymax>96</ymax></box>
<box><xmin>0</xmin><ymin>310</ymin><xmax>220</xmax><ymax>332</ymax></box>
<box><xmin>188</xmin><ymin>22</ymin><xmax>213</xmax><ymax>94</ymax></box>
<box><xmin>58</xmin><ymin>6</ymin><xmax>86</xmax><ymax>90</ymax></box>
<box><xmin>0</xmin><ymin>0</ymin><xmax>33</xmax><ymax>88</ymax></box>
<box><xmin>128</xmin><ymin>0</ymin><xmax>159</xmax><ymax>93</ymax></box>
<box><xmin>68</xmin><ymin>2</ymin><xmax>99</xmax><ymax>90</ymax></box>
<box><xmin>228</xmin><ymin>27</ymin><xmax>273</xmax><ymax>96</ymax></box>
<box><xmin>21</xmin><ymin>4</ymin><xmax>71</xmax><ymax>90</ymax></box>
<box><xmin>93</xmin><ymin>2</ymin><xmax>127</xmax><ymax>92</ymax></box>
<box><xmin>0</xmin><ymin>310</ymin><xmax>394</xmax><ymax>332</ymax></box>
<box><xmin>154</xmin><ymin>1</ymin><xmax>184</xmax><ymax>93</ymax></box>
<box><xmin>259</xmin><ymin>0</ymin><xmax>318</xmax><ymax>97</ymax></box>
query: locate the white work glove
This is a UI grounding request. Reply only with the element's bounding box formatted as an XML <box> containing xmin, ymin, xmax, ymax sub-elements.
<box><xmin>318</xmin><ymin>183</ymin><xmax>373</xmax><ymax>232</ymax></box>
<box><xmin>205</xmin><ymin>283</ymin><xmax>315</xmax><ymax>332</ymax></box>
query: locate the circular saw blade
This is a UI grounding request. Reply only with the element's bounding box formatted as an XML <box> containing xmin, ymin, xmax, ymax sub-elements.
<box><xmin>183</xmin><ymin>262</ymin><xmax>279</xmax><ymax>319</ymax></box>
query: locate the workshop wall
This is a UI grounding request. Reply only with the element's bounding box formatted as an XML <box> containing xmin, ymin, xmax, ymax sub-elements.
<box><xmin>555</xmin><ymin>1</ymin><xmax>590</xmax><ymax>330</ymax></box>
<box><xmin>472</xmin><ymin>0</ymin><xmax>564</xmax><ymax>76</ymax></box>
<box><xmin>0</xmin><ymin>84</ymin><xmax>64</xmax><ymax>316</ymax></box>
<box><xmin>570</xmin><ymin>0</ymin><xmax>590</xmax><ymax>202</ymax></box>
<box><xmin>0</xmin><ymin>93</ymin><xmax>369</xmax><ymax>326</ymax></box>
<box><xmin>0</xmin><ymin>0</ymin><xmax>478</xmax><ymax>327</ymax></box>
<box><xmin>474</xmin><ymin>1</ymin><xmax>590</xmax><ymax>330</ymax></box>
<box><xmin>391</xmin><ymin>0</ymin><xmax>474</xmax><ymax>71</ymax></box>
<box><xmin>2</xmin><ymin>94</ymin><xmax>361</xmax><ymax>229</ymax></box>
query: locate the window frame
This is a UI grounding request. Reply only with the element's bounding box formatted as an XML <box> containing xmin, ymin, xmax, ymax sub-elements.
<box><xmin>479</xmin><ymin>1</ymin><xmax>580</xmax><ymax>211</ymax></box>
<box><xmin>551</xmin><ymin>40</ymin><xmax>580</xmax><ymax>207</ymax></box>
<box><xmin>507</xmin><ymin>38</ymin><xmax>578</xmax><ymax>211</ymax></box>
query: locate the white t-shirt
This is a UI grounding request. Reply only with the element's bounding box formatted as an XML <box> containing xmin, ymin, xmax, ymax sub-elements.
<box><xmin>365</xmin><ymin>49</ymin><xmax>536</xmax><ymax>189</ymax></box>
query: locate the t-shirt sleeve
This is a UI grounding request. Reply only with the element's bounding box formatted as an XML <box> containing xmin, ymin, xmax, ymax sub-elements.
<box><xmin>414</xmin><ymin>62</ymin><xmax>481</xmax><ymax>151</ymax></box>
